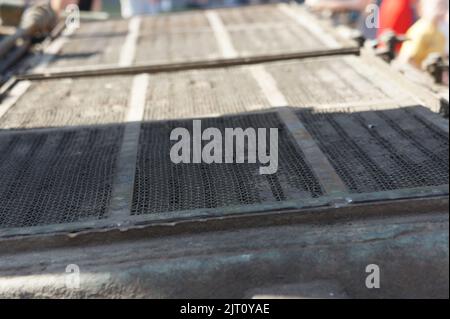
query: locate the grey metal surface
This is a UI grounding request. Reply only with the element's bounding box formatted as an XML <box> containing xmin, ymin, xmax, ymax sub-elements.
<box><xmin>0</xmin><ymin>126</ymin><xmax>123</xmax><ymax>228</ymax></box>
<box><xmin>0</xmin><ymin>208</ymin><xmax>447</xmax><ymax>298</ymax></box>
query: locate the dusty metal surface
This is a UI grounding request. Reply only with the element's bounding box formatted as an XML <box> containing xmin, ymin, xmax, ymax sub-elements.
<box><xmin>7</xmin><ymin>55</ymin><xmax>420</xmax><ymax>128</ymax></box>
<box><xmin>0</xmin><ymin>76</ymin><xmax>132</xmax><ymax>129</ymax></box>
<box><xmin>141</xmin><ymin>56</ymin><xmax>419</xmax><ymax>121</ymax></box>
<box><xmin>47</xmin><ymin>19</ymin><xmax>129</xmax><ymax>69</ymax></box>
<box><xmin>0</xmin><ymin>209</ymin><xmax>448</xmax><ymax>298</ymax></box>
<box><xmin>143</xmin><ymin>66</ymin><xmax>270</xmax><ymax>120</ymax></box>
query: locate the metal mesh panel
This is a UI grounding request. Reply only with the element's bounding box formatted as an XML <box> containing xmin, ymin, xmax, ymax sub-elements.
<box><xmin>0</xmin><ymin>126</ymin><xmax>123</xmax><ymax>228</ymax></box>
<box><xmin>131</xmin><ymin>113</ymin><xmax>323</xmax><ymax>215</ymax></box>
<box><xmin>297</xmin><ymin>108</ymin><xmax>449</xmax><ymax>193</ymax></box>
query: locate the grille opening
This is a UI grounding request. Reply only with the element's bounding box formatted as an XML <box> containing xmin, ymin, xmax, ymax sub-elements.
<box><xmin>0</xmin><ymin>126</ymin><xmax>124</xmax><ymax>229</ymax></box>
<box><xmin>131</xmin><ymin>113</ymin><xmax>324</xmax><ymax>215</ymax></box>
<box><xmin>297</xmin><ymin>108</ymin><xmax>449</xmax><ymax>194</ymax></box>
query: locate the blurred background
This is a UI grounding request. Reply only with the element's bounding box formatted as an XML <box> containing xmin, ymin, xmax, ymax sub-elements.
<box><xmin>0</xmin><ymin>0</ymin><xmax>448</xmax><ymax>83</ymax></box>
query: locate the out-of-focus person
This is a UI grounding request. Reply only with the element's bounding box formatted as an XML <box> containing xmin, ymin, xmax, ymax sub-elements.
<box><xmin>399</xmin><ymin>0</ymin><xmax>448</xmax><ymax>69</ymax></box>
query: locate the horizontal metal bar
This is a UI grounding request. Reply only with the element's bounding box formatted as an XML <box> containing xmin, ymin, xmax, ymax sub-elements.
<box><xmin>16</xmin><ymin>47</ymin><xmax>360</xmax><ymax>81</ymax></box>
<box><xmin>0</xmin><ymin>184</ymin><xmax>447</xmax><ymax>240</ymax></box>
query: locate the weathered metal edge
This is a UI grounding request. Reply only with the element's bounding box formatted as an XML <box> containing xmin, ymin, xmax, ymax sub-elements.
<box><xmin>0</xmin><ymin>195</ymin><xmax>447</xmax><ymax>256</ymax></box>
<box><xmin>0</xmin><ymin>184</ymin><xmax>447</xmax><ymax>240</ymax></box>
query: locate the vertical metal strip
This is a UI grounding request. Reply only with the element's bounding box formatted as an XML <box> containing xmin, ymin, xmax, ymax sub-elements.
<box><xmin>248</xmin><ymin>64</ymin><xmax>348</xmax><ymax>195</ymax></box>
<box><xmin>277</xmin><ymin>108</ymin><xmax>349</xmax><ymax>195</ymax></box>
<box><xmin>0</xmin><ymin>80</ymin><xmax>31</xmax><ymax>120</ymax></box>
<box><xmin>119</xmin><ymin>17</ymin><xmax>141</xmax><ymax>67</ymax></box>
<box><xmin>206</xmin><ymin>11</ymin><xmax>238</xmax><ymax>59</ymax></box>
<box><xmin>108</xmin><ymin>74</ymin><xmax>149</xmax><ymax>220</ymax></box>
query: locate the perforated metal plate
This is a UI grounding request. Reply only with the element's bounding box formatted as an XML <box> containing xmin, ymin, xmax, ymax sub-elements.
<box><xmin>297</xmin><ymin>107</ymin><xmax>449</xmax><ymax>194</ymax></box>
<box><xmin>0</xmin><ymin>126</ymin><xmax>123</xmax><ymax>228</ymax></box>
<box><xmin>131</xmin><ymin>113</ymin><xmax>323</xmax><ymax>215</ymax></box>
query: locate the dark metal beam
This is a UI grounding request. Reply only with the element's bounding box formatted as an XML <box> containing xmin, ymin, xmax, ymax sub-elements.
<box><xmin>16</xmin><ymin>47</ymin><xmax>360</xmax><ymax>81</ymax></box>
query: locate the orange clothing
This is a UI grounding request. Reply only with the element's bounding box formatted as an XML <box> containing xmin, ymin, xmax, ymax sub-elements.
<box><xmin>378</xmin><ymin>0</ymin><xmax>416</xmax><ymax>52</ymax></box>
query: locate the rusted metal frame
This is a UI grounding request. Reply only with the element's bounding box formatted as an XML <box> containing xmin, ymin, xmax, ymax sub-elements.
<box><xmin>0</xmin><ymin>194</ymin><xmax>447</xmax><ymax>255</ymax></box>
<box><xmin>15</xmin><ymin>47</ymin><xmax>360</xmax><ymax>81</ymax></box>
